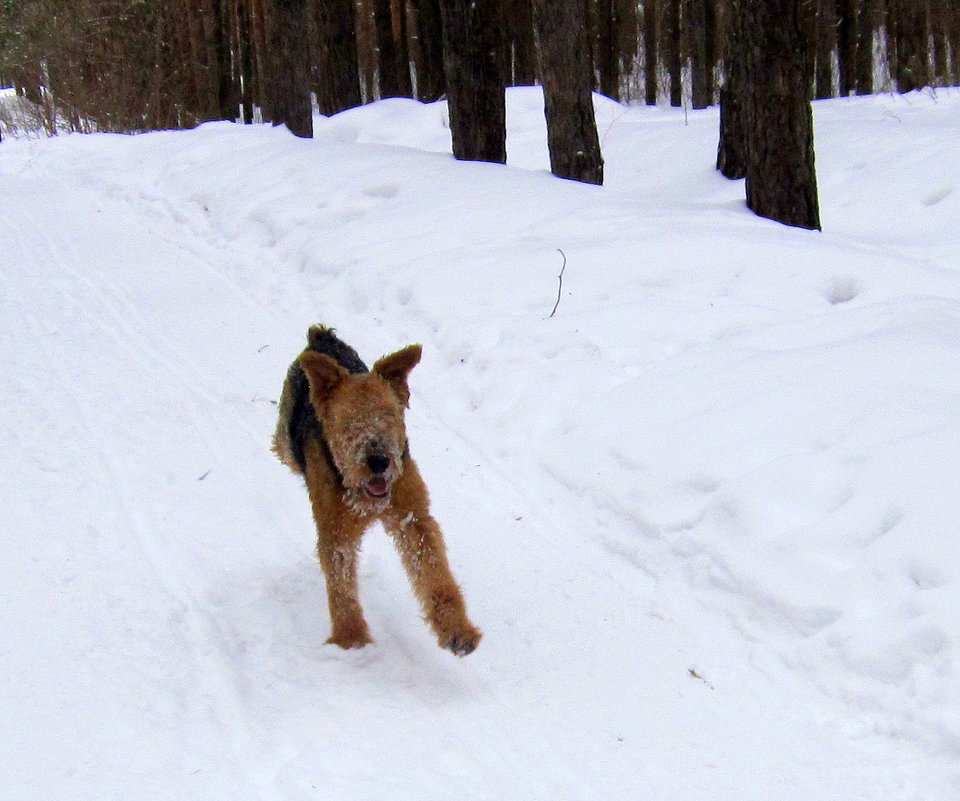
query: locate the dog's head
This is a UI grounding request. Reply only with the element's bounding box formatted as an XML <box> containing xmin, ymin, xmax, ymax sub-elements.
<box><xmin>299</xmin><ymin>343</ymin><xmax>421</xmax><ymax>512</ymax></box>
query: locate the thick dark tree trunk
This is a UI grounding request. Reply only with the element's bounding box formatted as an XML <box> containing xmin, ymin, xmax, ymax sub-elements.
<box><xmin>315</xmin><ymin>0</ymin><xmax>362</xmax><ymax>114</ymax></box>
<box><xmin>439</xmin><ymin>0</ymin><xmax>506</xmax><ymax>163</ymax></box>
<box><xmin>410</xmin><ymin>0</ymin><xmax>446</xmax><ymax>99</ymax></box>
<box><xmin>533</xmin><ymin>0</ymin><xmax>604</xmax><ymax>184</ymax></box>
<box><xmin>644</xmin><ymin>0</ymin><xmax>659</xmax><ymax>105</ymax></box>
<box><xmin>717</xmin><ymin>0</ymin><xmax>746</xmax><ymax>178</ymax></box>
<box><xmin>743</xmin><ymin>0</ymin><xmax>821</xmax><ymax>230</ymax></box>
<box><xmin>269</xmin><ymin>0</ymin><xmax>313</xmax><ymax>137</ymax></box>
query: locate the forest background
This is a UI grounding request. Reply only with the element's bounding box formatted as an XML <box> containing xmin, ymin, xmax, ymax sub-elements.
<box><xmin>1</xmin><ymin>0</ymin><xmax>958</xmax><ymax>139</ymax></box>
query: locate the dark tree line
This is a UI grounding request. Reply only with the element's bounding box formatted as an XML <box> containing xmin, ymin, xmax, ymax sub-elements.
<box><xmin>3</xmin><ymin>0</ymin><xmax>957</xmax><ymax>134</ymax></box>
<box><xmin>1</xmin><ymin>0</ymin><xmax>957</xmax><ymax>225</ymax></box>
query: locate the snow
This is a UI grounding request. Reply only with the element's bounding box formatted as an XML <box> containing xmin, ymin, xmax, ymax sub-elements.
<box><xmin>2</xmin><ymin>86</ymin><xmax>959</xmax><ymax>800</ymax></box>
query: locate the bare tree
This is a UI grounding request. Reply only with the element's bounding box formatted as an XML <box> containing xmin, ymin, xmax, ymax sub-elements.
<box><xmin>643</xmin><ymin>0</ymin><xmax>659</xmax><ymax>104</ymax></box>
<box><xmin>439</xmin><ymin>0</ymin><xmax>506</xmax><ymax>163</ymax></box>
<box><xmin>533</xmin><ymin>0</ymin><xmax>604</xmax><ymax>184</ymax></box>
<box><xmin>374</xmin><ymin>0</ymin><xmax>412</xmax><ymax>98</ymax></box>
<box><xmin>687</xmin><ymin>0</ymin><xmax>716</xmax><ymax>108</ymax></box>
<box><xmin>314</xmin><ymin>0</ymin><xmax>362</xmax><ymax>114</ymax></box>
<box><xmin>742</xmin><ymin>0</ymin><xmax>821</xmax><ymax>229</ymax></box>
<box><xmin>717</xmin><ymin>0</ymin><xmax>747</xmax><ymax>178</ymax></box>
<box><xmin>855</xmin><ymin>0</ymin><xmax>875</xmax><ymax>94</ymax></box>
<box><xmin>889</xmin><ymin>0</ymin><xmax>932</xmax><ymax>92</ymax></box>
<box><xmin>269</xmin><ymin>0</ymin><xmax>313</xmax><ymax>136</ymax></box>
<box><xmin>505</xmin><ymin>0</ymin><xmax>537</xmax><ymax>85</ymax></box>
<box><xmin>663</xmin><ymin>0</ymin><xmax>682</xmax><ymax>105</ymax></box>
<box><xmin>409</xmin><ymin>0</ymin><xmax>446</xmax><ymax>100</ymax></box>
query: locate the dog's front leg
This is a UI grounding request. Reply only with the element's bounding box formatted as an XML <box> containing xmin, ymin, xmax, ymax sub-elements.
<box><xmin>384</xmin><ymin>461</ymin><xmax>482</xmax><ymax>656</ymax></box>
<box><xmin>316</xmin><ymin>532</ymin><xmax>373</xmax><ymax>649</ymax></box>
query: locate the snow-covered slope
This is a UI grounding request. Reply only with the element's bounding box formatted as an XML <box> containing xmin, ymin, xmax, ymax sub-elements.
<box><xmin>2</xmin><ymin>88</ymin><xmax>959</xmax><ymax>800</ymax></box>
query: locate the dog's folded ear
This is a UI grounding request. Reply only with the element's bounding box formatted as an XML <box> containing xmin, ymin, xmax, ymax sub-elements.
<box><xmin>300</xmin><ymin>351</ymin><xmax>350</xmax><ymax>404</ymax></box>
<box><xmin>373</xmin><ymin>344</ymin><xmax>422</xmax><ymax>407</ymax></box>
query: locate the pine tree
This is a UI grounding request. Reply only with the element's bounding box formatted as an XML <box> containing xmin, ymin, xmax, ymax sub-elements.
<box><xmin>533</xmin><ymin>0</ymin><xmax>604</xmax><ymax>184</ymax></box>
<box><xmin>439</xmin><ymin>0</ymin><xmax>506</xmax><ymax>163</ymax></box>
<box><xmin>742</xmin><ymin>0</ymin><xmax>821</xmax><ymax>230</ymax></box>
<box><xmin>269</xmin><ymin>0</ymin><xmax>313</xmax><ymax>137</ymax></box>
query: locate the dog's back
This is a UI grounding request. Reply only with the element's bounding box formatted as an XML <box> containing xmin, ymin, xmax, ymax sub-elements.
<box><xmin>272</xmin><ymin>325</ymin><xmax>368</xmax><ymax>474</ymax></box>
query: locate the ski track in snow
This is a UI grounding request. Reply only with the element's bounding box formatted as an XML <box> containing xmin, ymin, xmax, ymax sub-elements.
<box><xmin>2</xmin><ymin>88</ymin><xmax>960</xmax><ymax>800</ymax></box>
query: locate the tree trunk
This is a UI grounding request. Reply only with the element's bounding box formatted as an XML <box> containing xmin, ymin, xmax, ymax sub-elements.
<box><xmin>236</xmin><ymin>0</ymin><xmax>255</xmax><ymax>121</ymax></box>
<box><xmin>507</xmin><ymin>0</ymin><xmax>537</xmax><ymax>85</ymax></box>
<box><xmin>835</xmin><ymin>0</ymin><xmax>856</xmax><ymax>95</ymax></box>
<box><xmin>854</xmin><ymin>0</ymin><xmax>874</xmax><ymax>94</ymax></box>
<box><xmin>315</xmin><ymin>0</ymin><xmax>362</xmax><ymax>114</ymax></box>
<box><xmin>410</xmin><ymin>0</ymin><xmax>446</xmax><ymax>99</ymax></box>
<box><xmin>533</xmin><ymin>0</ymin><xmax>604</xmax><ymax>184</ymax></box>
<box><xmin>688</xmin><ymin>0</ymin><xmax>715</xmax><ymax>108</ymax></box>
<box><xmin>439</xmin><ymin>0</ymin><xmax>506</xmax><ymax>163</ymax></box>
<box><xmin>743</xmin><ymin>0</ymin><xmax>821</xmax><ymax>230</ymax></box>
<box><xmin>596</xmin><ymin>0</ymin><xmax>621</xmax><ymax>100</ymax></box>
<box><xmin>890</xmin><ymin>0</ymin><xmax>932</xmax><ymax>92</ymax></box>
<box><xmin>644</xmin><ymin>0</ymin><xmax>659</xmax><ymax>105</ymax></box>
<box><xmin>664</xmin><ymin>0</ymin><xmax>682</xmax><ymax>106</ymax></box>
<box><xmin>375</xmin><ymin>0</ymin><xmax>399</xmax><ymax>97</ymax></box>
<box><xmin>251</xmin><ymin>0</ymin><xmax>273</xmax><ymax>120</ymax></box>
<box><xmin>269</xmin><ymin>0</ymin><xmax>313</xmax><ymax>137</ymax></box>
<box><xmin>814</xmin><ymin>0</ymin><xmax>835</xmax><ymax>99</ymax></box>
<box><xmin>717</xmin><ymin>0</ymin><xmax>746</xmax><ymax>178</ymax></box>
<box><xmin>208</xmin><ymin>0</ymin><xmax>237</xmax><ymax>120</ymax></box>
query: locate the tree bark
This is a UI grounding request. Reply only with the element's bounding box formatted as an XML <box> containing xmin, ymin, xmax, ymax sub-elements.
<box><xmin>835</xmin><ymin>0</ymin><xmax>856</xmax><ymax>96</ymax></box>
<box><xmin>315</xmin><ymin>0</ymin><xmax>362</xmax><ymax>114</ymax></box>
<box><xmin>439</xmin><ymin>0</ymin><xmax>506</xmax><ymax>163</ymax></box>
<box><xmin>410</xmin><ymin>0</ymin><xmax>446</xmax><ymax>99</ymax></box>
<box><xmin>663</xmin><ymin>0</ymin><xmax>682</xmax><ymax>106</ymax></box>
<box><xmin>506</xmin><ymin>0</ymin><xmax>537</xmax><ymax>85</ymax></box>
<box><xmin>743</xmin><ymin>0</ymin><xmax>821</xmax><ymax>230</ymax></box>
<box><xmin>533</xmin><ymin>0</ymin><xmax>604</xmax><ymax>184</ymax></box>
<box><xmin>717</xmin><ymin>0</ymin><xmax>746</xmax><ymax>178</ymax></box>
<box><xmin>814</xmin><ymin>0</ymin><xmax>835</xmax><ymax>99</ymax></box>
<box><xmin>890</xmin><ymin>0</ymin><xmax>931</xmax><ymax>92</ymax></box>
<box><xmin>854</xmin><ymin>0</ymin><xmax>874</xmax><ymax>94</ymax></box>
<box><xmin>688</xmin><ymin>0</ymin><xmax>715</xmax><ymax>108</ymax></box>
<box><xmin>643</xmin><ymin>0</ymin><xmax>659</xmax><ymax>105</ymax></box>
<box><xmin>269</xmin><ymin>0</ymin><xmax>313</xmax><ymax>137</ymax></box>
<box><xmin>596</xmin><ymin>0</ymin><xmax>621</xmax><ymax>100</ymax></box>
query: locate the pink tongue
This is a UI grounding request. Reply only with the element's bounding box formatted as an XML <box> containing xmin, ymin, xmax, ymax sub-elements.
<box><xmin>367</xmin><ymin>477</ymin><xmax>388</xmax><ymax>497</ymax></box>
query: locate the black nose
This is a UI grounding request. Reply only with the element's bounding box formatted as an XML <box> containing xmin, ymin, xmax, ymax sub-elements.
<box><xmin>367</xmin><ymin>454</ymin><xmax>390</xmax><ymax>474</ymax></box>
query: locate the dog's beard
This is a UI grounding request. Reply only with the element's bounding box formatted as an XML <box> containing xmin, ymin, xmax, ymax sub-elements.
<box><xmin>344</xmin><ymin>484</ymin><xmax>391</xmax><ymax>515</ymax></box>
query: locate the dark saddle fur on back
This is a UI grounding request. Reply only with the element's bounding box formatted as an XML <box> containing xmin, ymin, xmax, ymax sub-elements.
<box><xmin>277</xmin><ymin>326</ymin><xmax>368</xmax><ymax>474</ymax></box>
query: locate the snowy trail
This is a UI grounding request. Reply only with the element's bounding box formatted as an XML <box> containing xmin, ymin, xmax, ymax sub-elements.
<box><xmin>1</xmin><ymin>173</ymin><xmax>286</xmax><ymax>798</ymax></box>
<box><xmin>3</xmin><ymin>90</ymin><xmax>960</xmax><ymax>800</ymax></box>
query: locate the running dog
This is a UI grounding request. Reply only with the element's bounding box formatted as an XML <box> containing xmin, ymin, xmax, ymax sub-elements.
<box><xmin>273</xmin><ymin>325</ymin><xmax>481</xmax><ymax>656</ymax></box>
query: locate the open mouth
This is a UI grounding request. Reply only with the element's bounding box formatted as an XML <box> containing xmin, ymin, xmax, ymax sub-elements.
<box><xmin>365</xmin><ymin>476</ymin><xmax>390</xmax><ymax>498</ymax></box>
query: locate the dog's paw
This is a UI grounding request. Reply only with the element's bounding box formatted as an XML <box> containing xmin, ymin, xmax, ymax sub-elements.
<box><xmin>327</xmin><ymin>629</ymin><xmax>374</xmax><ymax>650</ymax></box>
<box><xmin>442</xmin><ymin>625</ymin><xmax>482</xmax><ymax>657</ymax></box>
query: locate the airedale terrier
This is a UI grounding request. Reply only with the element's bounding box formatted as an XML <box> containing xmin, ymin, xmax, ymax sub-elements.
<box><xmin>273</xmin><ymin>325</ymin><xmax>481</xmax><ymax>656</ymax></box>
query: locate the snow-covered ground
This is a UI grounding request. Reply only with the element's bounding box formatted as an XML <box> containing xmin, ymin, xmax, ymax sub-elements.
<box><xmin>2</xmin><ymin>87</ymin><xmax>959</xmax><ymax>800</ymax></box>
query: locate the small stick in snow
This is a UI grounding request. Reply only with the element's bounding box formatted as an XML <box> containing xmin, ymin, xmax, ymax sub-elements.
<box><xmin>549</xmin><ymin>249</ymin><xmax>567</xmax><ymax>319</ymax></box>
